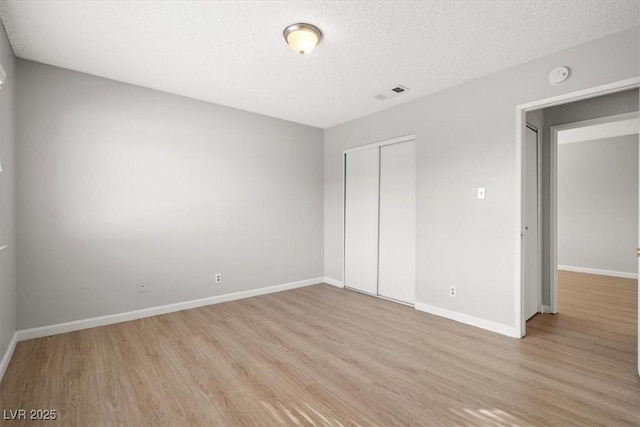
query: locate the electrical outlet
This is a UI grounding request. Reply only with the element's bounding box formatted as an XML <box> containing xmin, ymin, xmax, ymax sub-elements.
<box><xmin>215</xmin><ymin>273</ymin><xmax>222</xmax><ymax>284</ymax></box>
<box><xmin>138</xmin><ymin>282</ymin><xmax>147</xmax><ymax>293</ymax></box>
<box><xmin>449</xmin><ymin>286</ymin><xmax>456</xmax><ymax>297</ymax></box>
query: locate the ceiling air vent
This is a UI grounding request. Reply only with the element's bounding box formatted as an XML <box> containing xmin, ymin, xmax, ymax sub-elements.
<box><xmin>374</xmin><ymin>85</ymin><xmax>410</xmax><ymax>101</ymax></box>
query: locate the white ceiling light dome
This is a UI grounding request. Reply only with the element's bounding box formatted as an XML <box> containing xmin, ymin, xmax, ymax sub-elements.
<box><xmin>283</xmin><ymin>23</ymin><xmax>322</xmax><ymax>56</ymax></box>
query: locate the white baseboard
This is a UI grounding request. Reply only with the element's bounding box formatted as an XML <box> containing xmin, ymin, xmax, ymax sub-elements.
<box><xmin>16</xmin><ymin>277</ymin><xmax>324</xmax><ymax>342</ymax></box>
<box><xmin>414</xmin><ymin>302</ymin><xmax>519</xmax><ymax>338</ymax></box>
<box><xmin>0</xmin><ymin>332</ymin><xmax>18</xmax><ymax>384</ymax></box>
<box><xmin>323</xmin><ymin>277</ymin><xmax>344</xmax><ymax>288</ymax></box>
<box><xmin>541</xmin><ymin>305</ymin><xmax>553</xmax><ymax>314</ymax></box>
<box><xmin>558</xmin><ymin>265</ymin><xmax>638</xmax><ymax>279</ymax></box>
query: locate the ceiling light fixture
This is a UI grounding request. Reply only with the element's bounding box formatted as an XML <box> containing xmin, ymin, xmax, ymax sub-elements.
<box><xmin>283</xmin><ymin>23</ymin><xmax>322</xmax><ymax>56</ymax></box>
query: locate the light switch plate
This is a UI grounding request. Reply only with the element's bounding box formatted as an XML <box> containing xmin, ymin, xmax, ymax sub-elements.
<box><xmin>477</xmin><ymin>187</ymin><xmax>486</xmax><ymax>200</ymax></box>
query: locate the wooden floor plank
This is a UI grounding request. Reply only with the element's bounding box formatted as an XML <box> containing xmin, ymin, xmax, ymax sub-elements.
<box><xmin>1</xmin><ymin>271</ymin><xmax>638</xmax><ymax>426</ymax></box>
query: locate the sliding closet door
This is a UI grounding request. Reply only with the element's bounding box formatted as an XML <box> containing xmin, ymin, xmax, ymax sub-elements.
<box><xmin>344</xmin><ymin>148</ymin><xmax>379</xmax><ymax>295</ymax></box>
<box><xmin>378</xmin><ymin>140</ymin><xmax>416</xmax><ymax>304</ymax></box>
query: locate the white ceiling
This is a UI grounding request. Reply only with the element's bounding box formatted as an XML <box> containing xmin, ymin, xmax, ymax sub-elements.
<box><xmin>0</xmin><ymin>1</ymin><xmax>638</xmax><ymax>129</ymax></box>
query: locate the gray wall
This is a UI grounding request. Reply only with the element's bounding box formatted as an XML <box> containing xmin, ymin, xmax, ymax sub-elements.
<box><xmin>324</xmin><ymin>27</ymin><xmax>640</xmax><ymax>330</ymax></box>
<box><xmin>557</xmin><ymin>135</ymin><xmax>638</xmax><ymax>274</ymax></box>
<box><xmin>540</xmin><ymin>89</ymin><xmax>639</xmax><ymax>304</ymax></box>
<box><xmin>0</xmin><ymin>20</ymin><xmax>15</xmax><ymax>366</ymax></box>
<box><xmin>16</xmin><ymin>60</ymin><xmax>324</xmax><ymax>329</ymax></box>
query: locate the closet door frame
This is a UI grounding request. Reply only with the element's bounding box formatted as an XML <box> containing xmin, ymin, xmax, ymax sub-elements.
<box><xmin>342</xmin><ymin>133</ymin><xmax>416</xmax><ymax>303</ymax></box>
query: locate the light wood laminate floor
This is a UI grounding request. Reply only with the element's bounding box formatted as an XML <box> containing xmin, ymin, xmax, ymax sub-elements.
<box><xmin>1</xmin><ymin>271</ymin><xmax>638</xmax><ymax>426</ymax></box>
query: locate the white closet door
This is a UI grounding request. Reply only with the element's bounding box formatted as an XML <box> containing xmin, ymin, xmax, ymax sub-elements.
<box><xmin>524</xmin><ymin>126</ymin><xmax>540</xmax><ymax>320</ymax></box>
<box><xmin>344</xmin><ymin>148</ymin><xmax>380</xmax><ymax>295</ymax></box>
<box><xmin>378</xmin><ymin>140</ymin><xmax>416</xmax><ymax>304</ymax></box>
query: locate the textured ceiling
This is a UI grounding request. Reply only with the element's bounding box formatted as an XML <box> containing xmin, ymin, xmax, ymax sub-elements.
<box><xmin>0</xmin><ymin>1</ymin><xmax>638</xmax><ymax>128</ymax></box>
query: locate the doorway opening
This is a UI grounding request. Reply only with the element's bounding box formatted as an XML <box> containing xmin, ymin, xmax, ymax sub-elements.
<box><xmin>516</xmin><ymin>77</ymin><xmax>639</xmax><ymax>336</ymax></box>
<box><xmin>550</xmin><ymin>110</ymin><xmax>639</xmax><ymax>313</ymax></box>
<box><xmin>516</xmin><ymin>77</ymin><xmax>640</xmax><ymax>376</ymax></box>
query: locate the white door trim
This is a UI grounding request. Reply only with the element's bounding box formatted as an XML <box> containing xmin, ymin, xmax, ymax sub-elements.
<box><xmin>549</xmin><ymin>111</ymin><xmax>640</xmax><ymax>314</ymax></box>
<box><xmin>555</xmin><ymin>113</ymin><xmax>639</xmax><ymax>145</ymax></box>
<box><xmin>514</xmin><ymin>77</ymin><xmax>640</xmax><ymax>338</ymax></box>
<box><xmin>343</xmin><ymin>134</ymin><xmax>416</xmax><ymax>154</ymax></box>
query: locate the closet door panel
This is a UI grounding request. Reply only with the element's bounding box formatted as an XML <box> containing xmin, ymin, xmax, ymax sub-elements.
<box><xmin>378</xmin><ymin>141</ymin><xmax>416</xmax><ymax>304</ymax></box>
<box><xmin>344</xmin><ymin>148</ymin><xmax>379</xmax><ymax>295</ymax></box>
